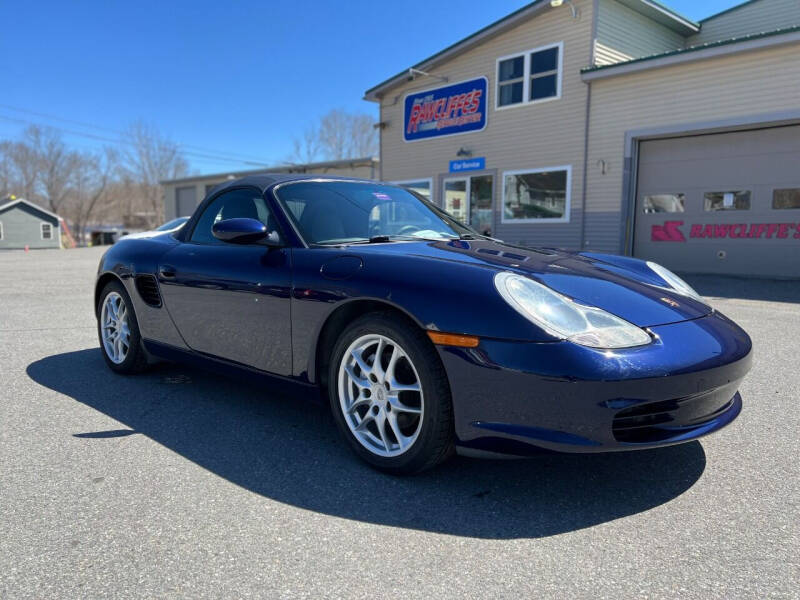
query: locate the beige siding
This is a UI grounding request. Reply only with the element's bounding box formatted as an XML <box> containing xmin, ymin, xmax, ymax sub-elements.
<box><xmin>595</xmin><ymin>0</ymin><xmax>685</xmax><ymax>66</ymax></box>
<box><xmin>585</xmin><ymin>42</ymin><xmax>800</xmax><ymax>252</ymax></box>
<box><xmin>689</xmin><ymin>0</ymin><xmax>800</xmax><ymax>45</ymax></box>
<box><xmin>378</xmin><ymin>0</ymin><xmax>593</xmax><ymax>248</ymax></box>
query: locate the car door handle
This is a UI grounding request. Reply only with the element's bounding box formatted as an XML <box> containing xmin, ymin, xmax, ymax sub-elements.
<box><xmin>159</xmin><ymin>265</ymin><xmax>176</xmax><ymax>279</ymax></box>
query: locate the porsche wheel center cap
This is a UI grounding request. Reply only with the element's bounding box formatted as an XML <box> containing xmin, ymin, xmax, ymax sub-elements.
<box><xmin>373</xmin><ymin>386</ymin><xmax>386</xmax><ymax>403</ymax></box>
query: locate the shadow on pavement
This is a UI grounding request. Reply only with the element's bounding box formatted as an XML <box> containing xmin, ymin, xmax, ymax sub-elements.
<box><xmin>28</xmin><ymin>349</ymin><xmax>706</xmax><ymax>540</ymax></box>
<box><xmin>683</xmin><ymin>274</ymin><xmax>800</xmax><ymax>304</ymax></box>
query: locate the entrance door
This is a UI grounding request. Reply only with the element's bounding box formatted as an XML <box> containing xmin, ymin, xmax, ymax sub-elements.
<box><xmin>442</xmin><ymin>174</ymin><xmax>494</xmax><ymax>235</ymax></box>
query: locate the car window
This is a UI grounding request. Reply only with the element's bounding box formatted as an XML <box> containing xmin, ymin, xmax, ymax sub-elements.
<box><xmin>190</xmin><ymin>188</ymin><xmax>278</xmax><ymax>244</ymax></box>
<box><xmin>275</xmin><ymin>181</ymin><xmax>473</xmax><ymax>245</ymax></box>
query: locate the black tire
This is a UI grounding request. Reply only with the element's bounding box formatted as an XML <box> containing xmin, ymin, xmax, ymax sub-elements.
<box><xmin>96</xmin><ymin>279</ymin><xmax>149</xmax><ymax>374</ymax></box>
<box><xmin>328</xmin><ymin>311</ymin><xmax>455</xmax><ymax>474</ymax></box>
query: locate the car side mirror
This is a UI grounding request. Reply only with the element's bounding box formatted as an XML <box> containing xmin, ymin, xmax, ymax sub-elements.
<box><xmin>264</xmin><ymin>230</ymin><xmax>282</xmax><ymax>247</ymax></box>
<box><xmin>212</xmin><ymin>218</ymin><xmax>268</xmax><ymax>244</ymax></box>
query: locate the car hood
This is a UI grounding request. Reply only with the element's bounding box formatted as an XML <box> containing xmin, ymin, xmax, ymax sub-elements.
<box><xmin>350</xmin><ymin>238</ymin><xmax>711</xmax><ymax>328</ymax></box>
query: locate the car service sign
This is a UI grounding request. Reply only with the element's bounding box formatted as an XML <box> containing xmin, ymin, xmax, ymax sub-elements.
<box><xmin>404</xmin><ymin>77</ymin><xmax>488</xmax><ymax>142</ymax></box>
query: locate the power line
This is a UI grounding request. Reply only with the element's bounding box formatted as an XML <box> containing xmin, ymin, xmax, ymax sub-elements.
<box><xmin>0</xmin><ymin>104</ymin><xmax>275</xmax><ymax>165</ymax></box>
<box><xmin>0</xmin><ymin>114</ymin><xmax>273</xmax><ymax>167</ymax></box>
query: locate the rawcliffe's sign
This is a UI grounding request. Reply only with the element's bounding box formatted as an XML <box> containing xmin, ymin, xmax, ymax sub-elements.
<box><xmin>652</xmin><ymin>220</ymin><xmax>800</xmax><ymax>242</ymax></box>
<box><xmin>404</xmin><ymin>77</ymin><xmax>487</xmax><ymax>142</ymax></box>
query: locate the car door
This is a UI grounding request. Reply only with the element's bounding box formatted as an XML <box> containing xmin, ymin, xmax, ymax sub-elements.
<box><xmin>158</xmin><ymin>186</ymin><xmax>293</xmax><ymax>376</ymax></box>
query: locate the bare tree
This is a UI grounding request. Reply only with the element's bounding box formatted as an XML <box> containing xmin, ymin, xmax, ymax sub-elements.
<box><xmin>318</xmin><ymin>109</ymin><xmax>351</xmax><ymax>161</ymax></box>
<box><xmin>0</xmin><ymin>137</ymin><xmax>39</xmax><ymax>201</ymax></box>
<box><xmin>348</xmin><ymin>113</ymin><xmax>379</xmax><ymax>159</ymax></box>
<box><xmin>63</xmin><ymin>147</ymin><xmax>119</xmax><ymax>244</ymax></box>
<box><xmin>122</xmin><ymin>121</ymin><xmax>188</xmax><ymax>227</ymax></box>
<box><xmin>290</xmin><ymin>109</ymin><xmax>378</xmax><ymax>163</ymax></box>
<box><xmin>26</xmin><ymin>126</ymin><xmax>82</xmax><ymax>213</ymax></box>
<box><xmin>291</xmin><ymin>123</ymin><xmax>322</xmax><ymax>164</ymax></box>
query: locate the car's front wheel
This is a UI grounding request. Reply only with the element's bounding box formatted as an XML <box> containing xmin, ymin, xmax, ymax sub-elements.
<box><xmin>329</xmin><ymin>312</ymin><xmax>455</xmax><ymax>474</ymax></box>
<box><xmin>97</xmin><ymin>280</ymin><xmax>149</xmax><ymax>374</ymax></box>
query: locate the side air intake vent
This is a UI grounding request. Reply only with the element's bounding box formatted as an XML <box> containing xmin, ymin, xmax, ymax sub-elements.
<box><xmin>135</xmin><ymin>275</ymin><xmax>162</xmax><ymax>307</ymax></box>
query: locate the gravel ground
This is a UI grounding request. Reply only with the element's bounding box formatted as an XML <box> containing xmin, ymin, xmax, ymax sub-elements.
<box><xmin>0</xmin><ymin>247</ymin><xmax>798</xmax><ymax>599</ymax></box>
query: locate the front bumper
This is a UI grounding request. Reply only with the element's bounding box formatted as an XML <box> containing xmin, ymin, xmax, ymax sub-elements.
<box><xmin>439</xmin><ymin>311</ymin><xmax>752</xmax><ymax>456</ymax></box>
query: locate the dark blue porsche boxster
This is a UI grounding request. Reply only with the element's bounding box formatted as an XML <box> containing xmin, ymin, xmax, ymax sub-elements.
<box><xmin>95</xmin><ymin>175</ymin><xmax>752</xmax><ymax>473</ymax></box>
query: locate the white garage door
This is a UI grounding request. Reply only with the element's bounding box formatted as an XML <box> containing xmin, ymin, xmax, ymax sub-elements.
<box><xmin>633</xmin><ymin>125</ymin><xmax>800</xmax><ymax>278</ymax></box>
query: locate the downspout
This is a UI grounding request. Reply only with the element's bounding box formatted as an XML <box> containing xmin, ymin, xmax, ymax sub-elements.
<box><xmin>378</xmin><ymin>98</ymin><xmax>384</xmax><ymax>181</ymax></box>
<box><xmin>580</xmin><ymin>0</ymin><xmax>600</xmax><ymax>250</ymax></box>
<box><xmin>580</xmin><ymin>82</ymin><xmax>592</xmax><ymax>250</ymax></box>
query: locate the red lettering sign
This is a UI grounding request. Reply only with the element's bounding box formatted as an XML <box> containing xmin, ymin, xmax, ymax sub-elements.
<box><xmin>652</xmin><ymin>221</ymin><xmax>800</xmax><ymax>242</ymax></box>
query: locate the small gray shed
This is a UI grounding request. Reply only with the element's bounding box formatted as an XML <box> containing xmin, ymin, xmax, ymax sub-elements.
<box><xmin>0</xmin><ymin>198</ymin><xmax>62</xmax><ymax>250</ymax></box>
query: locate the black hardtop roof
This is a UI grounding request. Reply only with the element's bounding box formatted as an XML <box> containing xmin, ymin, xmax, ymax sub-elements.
<box><xmin>209</xmin><ymin>173</ymin><xmax>380</xmax><ymax>195</ymax></box>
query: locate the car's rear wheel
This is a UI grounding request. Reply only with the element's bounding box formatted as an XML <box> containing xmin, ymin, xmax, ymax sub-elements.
<box><xmin>329</xmin><ymin>312</ymin><xmax>454</xmax><ymax>474</ymax></box>
<box><xmin>97</xmin><ymin>280</ymin><xmax>148</xmax><ymax>374</ymax></box>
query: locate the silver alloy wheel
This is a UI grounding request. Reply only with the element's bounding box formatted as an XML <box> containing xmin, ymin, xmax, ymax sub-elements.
<box><xmin>338</xmin><ymin>334</ymin><xmax>424</xmax><ymax>458</ymax></box>
<box><xmin>101</xmin><ymin>291</ymin><xmax>131</xmax><ymax>364</ymax></box>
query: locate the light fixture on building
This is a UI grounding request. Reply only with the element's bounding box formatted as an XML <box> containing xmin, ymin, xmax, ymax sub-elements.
<box><xmin>407</xmin><ymin>68</ymin><xmax>448</xmax><ymax>83</ymax></box>
<box><xmin>456</xmin><ymin>147</ymin><xmax>472</xmax><ymax>157</ymax></box>
<box><xmin>550</xmin><ymin>0</ymin><xmax>579</xmax><ymax>18</ymax></box>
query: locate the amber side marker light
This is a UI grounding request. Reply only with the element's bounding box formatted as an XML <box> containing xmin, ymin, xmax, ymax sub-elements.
<box><xmin>427</xmin><ymin>331</ymin><xmax>480</xmax><ymax>348</ymax></box>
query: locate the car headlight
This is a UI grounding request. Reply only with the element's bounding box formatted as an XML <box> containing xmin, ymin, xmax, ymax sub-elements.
<box><xmin>494</xmin><ymin>272</ymin><xmax>652</xmax><ymax>349</ymax></box>
<box><xmin>646</xmin><ymin>261</ymin><xmax>705</xmax><ymax>303</ymax></box>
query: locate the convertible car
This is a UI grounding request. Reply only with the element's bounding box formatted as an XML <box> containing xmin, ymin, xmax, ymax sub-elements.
<box><xmin>95</xmin><ymin>175</ymin><xmax>752</xmax><ymax>473</ymax></box>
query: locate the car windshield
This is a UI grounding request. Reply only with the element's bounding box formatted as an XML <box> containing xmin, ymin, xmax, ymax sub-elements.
<box><xmin>274</xmin><ymin>181</ymin><xmax>475</xmax><ymax>245</ymax></box>
<box><xmin>156</xmin><ymin>217</ymin><xmax>189</xmax><ymax>231</ymax></box>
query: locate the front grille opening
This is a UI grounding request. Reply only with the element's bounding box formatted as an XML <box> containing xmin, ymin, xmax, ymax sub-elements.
<box><xmin>135</xmin><ymin>275</ymin><xmax>162</xmax><ymax>307</ymax></box>
<box><xmin>613</xmin><ymin>395</ymin><xmax>734</xmax><ymax>443</ymax></box>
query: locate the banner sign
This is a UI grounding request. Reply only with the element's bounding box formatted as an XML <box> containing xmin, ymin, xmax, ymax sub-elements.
<box><xmin>449</xmin><ymin>157</ymin><xmax>486</xmax><ymax>173</ymax></box>
<box><xmin>404</xmin><ymin>77</ymin><xmax>487</xmax><ymax>142</ymax></box>
<box><xmin>652</xmin><ymin>220</ymin><xmax>800</xmax><ymax>242</ymax></box>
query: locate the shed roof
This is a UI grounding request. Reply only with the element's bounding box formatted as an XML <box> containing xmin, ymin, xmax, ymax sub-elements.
<box><xmin>0</xmin><ymin>197</ymin><xmax>62</xmax><ymax>221</ymax></box>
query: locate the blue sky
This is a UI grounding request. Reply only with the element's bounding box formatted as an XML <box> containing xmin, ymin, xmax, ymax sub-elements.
<box><xmin>0</xmin><ymin>0</ymin><xmax>743</xmax><ymax>174</ymax></box>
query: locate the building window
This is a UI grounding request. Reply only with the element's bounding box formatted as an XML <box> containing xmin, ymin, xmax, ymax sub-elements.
<box><xmin>502</xmin><ymin>166</ymin><xmax>571</xmax><ymax>223</ymax></box>
<box><xmin>392</xmin><ymin>179</ymin><xmax>432</xmax><ymax>200</ymax></box>
<box><xmin>41</xmin><ymin>222</ymin><xmax>53</xmax><ymax>240</ymax></box>
<box><xmin>497</xmin><ymin>56</ymin><xmax>524</xmax><ymax>107</ymax></box>
<box><xmin>643</xmin><ymin>194</ymin><xmax>685</xmax><ymax>213</ymax></box>
<box><xmin>496</xmin><ymin>42</ymin><xmax>562</xmax><ymax>109</ymax></box>
<box><xmin>704</xmin><ymin>191</ymin><xmax>751</xmax><ymax>211</ymax></box>
<box><xmin>530</xmin><ymin>46</ymin><xmax>559</xmax><ymax>101</ymax></box>
<box><xmin>773</xmin><ymin>188</ymin><xmax>800</xmax><ymax>209</ymax></box>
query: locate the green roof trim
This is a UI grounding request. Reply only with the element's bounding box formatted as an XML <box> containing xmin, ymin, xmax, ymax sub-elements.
<box><xmin>582</xmin><ymin>24</ymin><xmax>800</xmax><ymax>74</ymax></box>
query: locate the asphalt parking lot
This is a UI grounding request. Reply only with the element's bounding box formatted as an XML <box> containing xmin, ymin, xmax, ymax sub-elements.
<box><xmin>1</xmin><ymin>246</ymin><xmax>798</xmax><ymax>599</ymax></box>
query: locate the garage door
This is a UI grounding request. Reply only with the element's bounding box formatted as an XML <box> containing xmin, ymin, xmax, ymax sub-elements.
<box><xmin>633</xmin><ymin>125</ymin><xmax>800</xmax><ymax>278</ymax></box>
